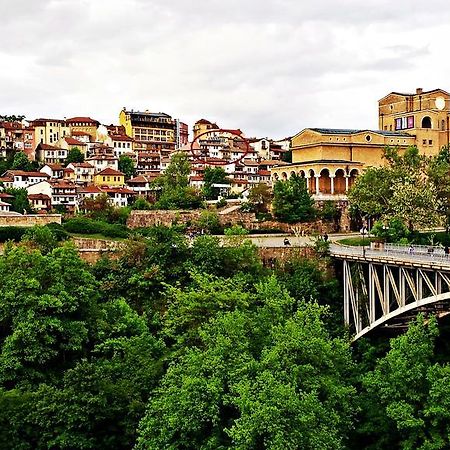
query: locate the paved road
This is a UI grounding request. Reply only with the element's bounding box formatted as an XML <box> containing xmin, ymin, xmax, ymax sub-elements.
<box><xmin>232</xmin><ymin>233</ymin><xmax>358</xmax><ymax>248</ymax></box>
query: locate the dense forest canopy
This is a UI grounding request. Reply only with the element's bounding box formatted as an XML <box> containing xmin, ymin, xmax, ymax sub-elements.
<box><xmin>0</xmin><ymin>226</ymin><xmax>450</xmax><ymax>449</ymax></box>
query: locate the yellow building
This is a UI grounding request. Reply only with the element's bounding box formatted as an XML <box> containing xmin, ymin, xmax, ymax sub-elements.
<box><xmin>30</xmin><ymin>118</ymin><xmax>70</xmax><ymax>146</ymax></box>
<box><xmin>119</xmin><ymin>108</ymin><xmax>176</xmax><ymax>153</ymax></box>
<box><xmin>66</xmin><ymin>117</ymin><xmax>100</xmax><ymax>141</ymax></box>
<box><xmin>378</xmin><ymin>88</ymin><xmax>450</xmax><ymax>156</ymax></box>
<box><xmin>271</xmin><ymin>128</ymin><xmax>414</xmax><ymax>198</ymax></box>
<box><xmin>93</xmin><ymin>167</ymin><xmax>125</xmax><ymax>187</ymax></box>
<box><xmin>193</xmin><ymin>119</ymin><xmax>219</xmax><ymax>139</ymax></box>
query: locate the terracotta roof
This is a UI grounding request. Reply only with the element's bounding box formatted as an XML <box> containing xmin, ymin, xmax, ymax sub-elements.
<box><xmin>49</xmin><ymin>180</ymin><xmax>77</xmax><ymax>189</ymax></box>
<box><xmin>0</xmin><ymin>200</ymin><xmax>10</xmax><ymax>207</ymax></box>
<box><xmin>68</xmin><ymin>162</ymin><xmax>94</xmax><ymax>169</ymax></box>
<box><xmin>100</xmin><ymin>187</ymin><xmax>135</xmax><ymax>194</ymax></box>
<box><xmin>65</xmin><ymin>137</ymin><xmax>85</xmax><ymax>146</ymax></box>
<box><xmin>64</xmin><ymin>168</ymin><xmax>74</xmax><ymax>173</ymax></box>
<box><xmin>0</xmin><ymin>192</ymin><xmax>13</xmax><ymax>198</ymax></box>
<box><xmin>111</xmin><ymin>134</ymin><xmax>133</xmax><ymax>142</ymax></box>
<box><xmin>37</xmin><ymin>143</ymin><xmax>61</xmax><ymax>150</ymax></box>
<box><xmin>190</xmin><ymin>176</ymin><xmax>204</xmax><ymax>181</ymax></box>
<box><xmin>127</xmin><ymin>175</ymin><xmax>151</xmax><ymax>183</ymax></box>
<box><xmin>258</xmin><ymin>170</ymin><xmax>271</xmax><ymax>176</ymax></box>
<box><xmin>28</xmin><ymin>193</ymin><xmax>51</xmax><ymax>200</ymax></box>
<box><xmin>78</xmin><ymin>185</ymin><xmax>103</xmax><ymax>194</ymax></box>
<box><xmin>96</xmin><ymin>167</ymin><xmax>124</xmax><ymax>176</ymax></box>
<box><xmin>71</xmin><ymin>131</ymin><xmax>91</xmax><ymax>136</ymax></box>
<box><xmin>42</xmin><ymin>164</ymin><xmax>64</xmax><ymax>171</ymax></box>
<box><xmin>6</xmin><ymin>170</ymin><xmax>49</xmax><ymax>178</ymax></box>
<box><xmin>260</xmin><ymin>159</ymin><xmax>288</xmax><ymax>166</ymax></box>
<box><xmin>0</xmin><ymin>177</ymin><xmax>13</xmax><ymax>183</ymax></box>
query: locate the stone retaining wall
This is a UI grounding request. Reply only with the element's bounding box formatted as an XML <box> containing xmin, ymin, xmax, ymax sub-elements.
<box><xmin>127</xmin><ymin>210</ymin><xmax>335</xmax><ymax>234</ymax></box>
<box><xmin>0</xmin><ymin>214</ymin><xmax>62</xmax><ymax>227</ymax></box>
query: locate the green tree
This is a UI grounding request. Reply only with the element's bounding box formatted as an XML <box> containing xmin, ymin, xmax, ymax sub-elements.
<box><xmin>428</xmin><ymin>145</ymin><xmax>450</xmax><ymax>231</ymax></box>
<box><xmin>153</xmin><ymin>153</ymin><xmax>202</xmax><ymax>210</ymax></box>
<box><xmin>272</xmin><ymin>174</ymin><xmax>315</xmax><ymax>223</ymax></box>
<box><xmin>21</xmin><ymin>225</ymin><xmax>58</xmax><ymax>255</ymax></box>
<box><xmin>195</xmin><ymin>209</ymin><xmax>221</xmax><ymax>234</ymax></box>
<box><xmin>118</xmin><ymin>155</ymin><xmax>135</xmax><ymax>179</ymax></box>
<box><xmin>247</xmin><ymin>182</ymin><xmax>272</xmax><ymax>213</ymax></box>
<box><xmin>356</xmin><ymin>316</ymin><xmax>450</xmax><ymax>450</ymax></box>
<box><xmin>136</xmin><ymin>277</ymin><xmax>356</xmax><ymax>450</ymax></box>
<box><xmin>202</xmin><ymin>166</ymin><xmax>229</xmax><ymax>200</ymax></box>
<box><xmin>0</xmin><ymin>244</ymin><xmax>99</xmax><ymax>387</ymax></box>
<box><xmin>66</xmin><ymin>147</ymin><xmax>85</xmax><ymax>164</ymax></box>
<box><xmin>349</xmin><ymin>146</ymin><xmax>441</xmax><ymax>232</ymax></box>
<box><xmin>11</xmin><ymin>151</ymin><xmax>32</xmax><ymax>171</ymax></box>
<box><xmin>3</xmin><ymin>187</ymin><xmax>32</xmax><ymax>213</ymax></box>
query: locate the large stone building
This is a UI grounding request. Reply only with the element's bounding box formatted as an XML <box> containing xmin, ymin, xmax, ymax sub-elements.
<box><xmin>271</xmin><ymin>87</ymin><xmax>450</xmax><ymax>199</ymax></box>
<box><xmin>378</xmin><ymin>88</ymin><xmax>450</xmax><ymax>156</ymax></box>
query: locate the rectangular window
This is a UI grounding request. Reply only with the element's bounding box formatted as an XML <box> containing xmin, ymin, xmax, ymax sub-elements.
<box><xmin>429</xmin><ymin>140</ymin><xmax>433</xmax><ymax>145</ymax></box>
<box><xmin>407</xmin><ymin>116</ymin><xmax>414</xmax><ymax>128</ymax></box>
<box><xmin>395</xmin><ymin>118</ymin><xmax>402</xmax><ymax>130</ymax></box>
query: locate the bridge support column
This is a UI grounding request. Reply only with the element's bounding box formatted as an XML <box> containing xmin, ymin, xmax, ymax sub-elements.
<box><xmin>343</xmin><ymin>260</ymin><xmax>350</xmax><ymax>326</ymax></box>
<box><xmin>383</xmin><ymin>265</ymin><xmax>390</xmax><ymax>315</ymax></box>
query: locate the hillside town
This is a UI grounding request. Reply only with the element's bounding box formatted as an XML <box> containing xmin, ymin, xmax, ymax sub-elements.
<box><xmin>1</xmin><ymin>87</ymin><xmax>450</xmax><ymax>214</ymax></box>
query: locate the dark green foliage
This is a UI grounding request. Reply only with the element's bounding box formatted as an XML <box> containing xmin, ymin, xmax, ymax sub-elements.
<box><xmin>131</xmin><ymin>196</ymin><xmax>152</xmax><ymax>210</ymax></box>
<box><xmin>11</xmin><ymin>152</ymin><xmax>33</xmax><ymax>171</ymax></box>
<box><xmin>118</xmin><ymin>155</ymin><xmax>135</xmax><ymax>179</ymax></box>
<box><xmin>0</xmin><ymin>226</ymin><xmax>28</xmax><ymax>242</ymax></box>
<box><xmin>3</xmin><ymin>188</ymin><xmax>32</xmax><ymax>213</ymax></box>
<box><xmin>63</xmin><ymin>217</ymin><xmax>129</xmax><ymax>238</ymax></box>
<box><xmin>202</xmin><ymin>166</ymin><xmax>229</xmax><ymax>200</ymax></box>
<box><xmin>65</xmin><ymin>147</ymin><xmax>84</xmax><ymax>164</ymax></box>
<box><xmin>272</xmin><ymin>174</ymin><xmax>316</xmax><ymax>223</ymax></box>
<box><xmin>152</xmin><ymin>153</ymin><xmax>202</xmax><ymax>209</ymax></box>
<box><xmin>136</xmin><ymin>276</ymin><xmax>356</xmax><ymax>450</ymax></box>
<box><xmin>319</xmin><ymin>200</ymin><xmax>341</xmax><ymax>222</ymax></box>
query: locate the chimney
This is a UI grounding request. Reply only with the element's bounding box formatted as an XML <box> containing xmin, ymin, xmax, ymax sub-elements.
<box><xmin>416</xmin><ymin>88</ymin><xmax>423</xmax><ymax>95</ymax></box>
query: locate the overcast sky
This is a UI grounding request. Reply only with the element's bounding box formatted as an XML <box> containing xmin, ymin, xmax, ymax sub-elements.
<box><xmin>2</xmin><ymin>0</ymin><xmax>450</xmax><ymax>139</ymax></box>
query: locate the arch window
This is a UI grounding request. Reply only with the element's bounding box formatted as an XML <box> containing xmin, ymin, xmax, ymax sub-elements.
<box><xmin>422</xmin><ymin>116</ymin><xmax>432</xmax><ymax>128</ymax></box>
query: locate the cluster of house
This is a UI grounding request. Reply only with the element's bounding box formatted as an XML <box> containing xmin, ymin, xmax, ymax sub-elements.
<box><xmin>2</xmin><ymin>87</ymin><xmax>448</xmax><ymax>214</ymax></box>
<box><xmin>0</xmin><ymin>110</ymin><xmax>291</xmax><ymax>213</ymax></box>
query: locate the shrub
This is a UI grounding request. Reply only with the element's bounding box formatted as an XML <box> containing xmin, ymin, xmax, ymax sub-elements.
<box><xmin>0</xmin><ymin>226</ymin><xmax>28</xmax><ymax>242</ymax></box>
<box><xmin>63</xmin><ymin>217</ymin><xmax>128</xmax><ymax>238</ymax></box>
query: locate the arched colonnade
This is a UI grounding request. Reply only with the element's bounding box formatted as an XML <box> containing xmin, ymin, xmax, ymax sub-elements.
<box><xmin>272</xmin><ymin>167</ymin><xmax>360</xmax><ymax>195</ymax></box>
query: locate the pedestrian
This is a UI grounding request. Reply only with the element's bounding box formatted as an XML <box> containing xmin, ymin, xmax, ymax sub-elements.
<box><xmin>284</xmin><ymin>237</ymin><xmax>291</xmax><ymax>246</ymax></box>
<box><xmin>445</xmin><ymin>245</ymin><xmax>449</xmax><ymax>257</ymax></box>
<box><xmin>323</xmin><ymin>233</ymin><xmax>328</xmax><ymax>242</ymax></box>
<box><xmin>408</xmin><ymin>244</ymin><xmax>414</xmax><ymax>254</ymax></box>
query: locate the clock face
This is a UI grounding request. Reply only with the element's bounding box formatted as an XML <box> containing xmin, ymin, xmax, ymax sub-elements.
<box><xmin>435</xmin><ymin>96</ymin><xmax>446</xmax><ymax>110</ymax></box>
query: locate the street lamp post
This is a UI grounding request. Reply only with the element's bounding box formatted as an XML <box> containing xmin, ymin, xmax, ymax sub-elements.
<box><xmin>360</xmin><ymin>226</ymin><xmax>367</xmax><ymax>257</ymax></box>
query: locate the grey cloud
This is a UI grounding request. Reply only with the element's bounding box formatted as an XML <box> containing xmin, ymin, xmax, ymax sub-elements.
<box><xmin>1</xmin><ymin>0</ymin><xmax>450</xmax><ymax>139</ymax></box>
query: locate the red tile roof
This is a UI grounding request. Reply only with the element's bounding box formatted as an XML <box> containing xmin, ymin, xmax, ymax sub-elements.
<box><xmin>28</xmin><ymin>193</ymin><xmax>51</xmax><ymax>200</ymax></box>
<box><xmin>111</xmin><ymin>134</ymin><xmax>133</xmax><ymax>142</ymax></box>
<box><xmin>6</xmin><ymin>170</ymin><xmax>49</xmax><ymax>178</ymax></box>
<box><xmin>96</xmin><ymin>167</ymin><xmax>124</xmax><ymax>176</ymax></box>
<box><xmin>100</xmin><ymin>187</ymin><xmax>135</xmax><ymax>195</ymax></box>
<box><xmin>43</xmin><ymin>164</ymin><xmax>64</xmax><ymax>170</ymax></box>
<box><xmin>67</xmin><ymin>162</ymin><xmax>94</xmax><ymax>169</ymax></box>
<box><xmin>78</xmin><ymin>185</ymin><xmax>103</xmax><ymax>194</ymax></box>
<box><xmin>65</xmin><ymin>137</ymin><xmax>85</xmax><ymax>146</ymax></box>
<box><xmin>71</xmin><ymin>131</ymin><xmax>91</xmax><ymax>136</ymax></box>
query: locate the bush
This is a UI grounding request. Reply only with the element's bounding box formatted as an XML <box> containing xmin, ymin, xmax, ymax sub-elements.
<box><xmin>224</xmin><ymin>225</ymin><xmax>249</xmax><ymax>236</ymax></box>
<box><xmin>0</xmin><ymin>226</ymin><xmax>28</xmax><ymax>242</ymax></box>
<box><xmin>195</xmin><ymin>210</ymin><xmax>222</xmax><ymax>234</ymax></box>
<box><xmin>63</xmin><ymin>217</ymin><xmax>129</xmax><ymax>238</ymax></box>
<box><xmin>216</xmin><ymin>198</ymin><xmax>227</xmax><ymax>209</ymax></box>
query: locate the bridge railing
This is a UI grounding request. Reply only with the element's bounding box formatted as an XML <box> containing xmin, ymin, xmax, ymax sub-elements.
<box><xmin>330</xmin><ymin>243</ymin><xmax>450</xmax><ymax>265</ymax></box>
